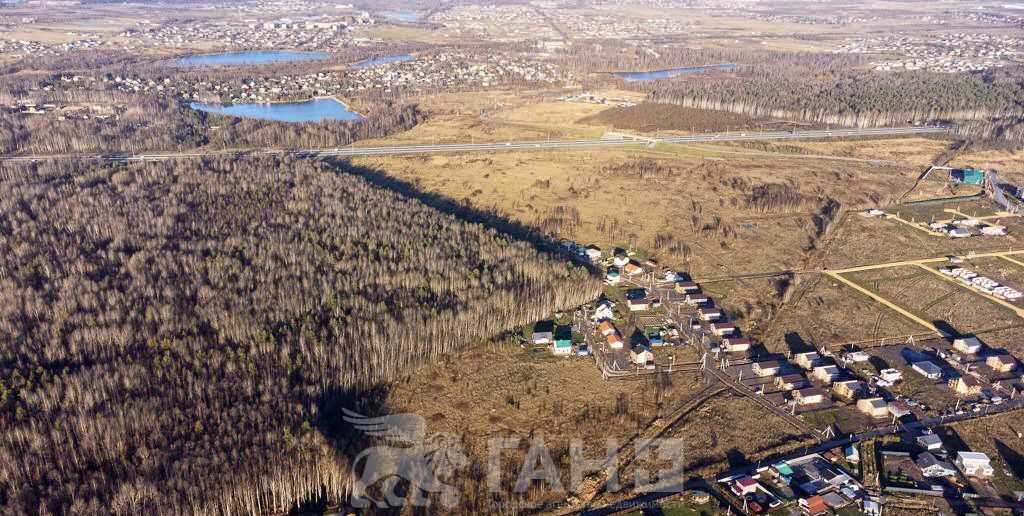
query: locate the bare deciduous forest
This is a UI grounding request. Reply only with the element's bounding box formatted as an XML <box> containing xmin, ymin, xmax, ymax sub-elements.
<box><xmin>0</xmin><ymin>157</ymin><xmax>600</xmax><ymax>514</ymax></box>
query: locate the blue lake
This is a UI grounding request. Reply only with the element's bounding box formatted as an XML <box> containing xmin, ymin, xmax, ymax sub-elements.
<box><xmin>613</xmin><ymin>64</ymin><xmax>737</xmax><ymax>82</ymax></box>
<box><xmin>176</xmin><ymin>50</ymin><xmax>329</xmax><ymax>67</ymax></box>
<box><xmin>384</xmin><ymin>11</ymin><xmax>420</xmax><ymax>21</ymax></box>
<box><xmin>189</xmin><ymin>98</ymin><xmax>363</xmax><ymax>122</ymax></box>
<box><xmin>351</xmin><ymin>54</ymin><xmax>413</xmax><ymax>69</ymax></box>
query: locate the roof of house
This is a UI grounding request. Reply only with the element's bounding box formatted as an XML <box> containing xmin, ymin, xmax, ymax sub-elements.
<box><xmin>989</xmin><ymin>354</ymin><xmax>1016</xmax><ymax>365</ymax></box>
<box><xmin>956</xmin><ymin>375</ymin><xmax>982</xmax><ymax>387</ymax></box>
<box><xmin>735</xmin><ymin>476</ymin><xmax>758</xmax><ymax>488</ymax></box>
<box><xmin>917</xmin><ymin>452</ymin><xmax>954</xmax><ymax>472</ymax></box>
<box><xmin>958</xmin><ymin>451</ymin><xmax>991</xmax><ymax>463</ymax></box>
<box><xmin>917</xmin><ymin>433</ymin><xmax>943</xmax><ymax>446</ymax></box>
<box><xmin>913</xmin><ymin>361</ymin><xmax>943</xmax><ymax>374</ymax></box>
<box><xmin>755</xmin><ymin>360</ymin><xmax>781</xmax><ymax>369</ymax></box>
<box><xmin>796</xmin><ymin>387</ymin><xmax>825</xmax><ymax>398</ymax></box>
<box><xmin>802</xmin><ymin>495</ymin><xmax>827</xmax><ymax>512</ymax></box>
<box><xmin>860</xmin><ymin>397</ymin><xmax>887</xmax><ymax>408</ymax></box>
<box><xmin>778</xmin><ymin>373</ymin><xmax>806</xmax><ymax>383</ymax></box>
<box><xmin>772</xmin><ymin>462</ymin><xmax>794</xmax><ymax>476</ymax></box>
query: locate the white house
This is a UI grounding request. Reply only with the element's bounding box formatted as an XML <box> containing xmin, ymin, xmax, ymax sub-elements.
<box><xmin>628</xmin><ymin>297</ymin><xmax>650</xmax><ymax>311</ymax></box>
<box><xmin>880</xmin><ymin>368</ymin><xmax>903</xmax><ymax>382</ymax></box>
<box><xmin>956</xmin><ymin>451</ymin><xmax>994</xmax><ymax>477</ymax></box>
<box><xmin>917</xmin><ymin>452</ymin><xmax>956</xmax><ymax>478</ymax></box>
<box><xmin>710</xmin><ymin>322</ymin><xmax>737</xmax><ymax>336</ymax></box>
<box><xmin>916</xmin><ymin>433</ymin><xmax>943</xmax><ymax>451</ymax></box>
<box><xmin>911</xmin><ymin>361</ymin><xmax>943</xmax><ymax>380</ymax></box>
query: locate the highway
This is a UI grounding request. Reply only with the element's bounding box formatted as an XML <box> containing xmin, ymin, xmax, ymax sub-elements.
<box><xmin>0</xmin><ymin>126</ymin><xmax>948</xmax><ymax>164</ymax></box>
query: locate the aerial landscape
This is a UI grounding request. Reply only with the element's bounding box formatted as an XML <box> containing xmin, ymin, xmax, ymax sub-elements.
<box><xmin>1</xmin><ymin>0</ymin><xmax>1024</xmax><ymax>514</ymax></box>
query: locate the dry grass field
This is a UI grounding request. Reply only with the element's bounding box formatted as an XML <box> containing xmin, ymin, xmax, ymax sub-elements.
<box><xmin>848</xmin><ymin>265</ymin><xmax>1020</xmax><ymax>335</ymax></box>
<box><xmin>385</xmin><ymin>342</ymin><xmax>706</xmax><ymax>506</ymax></box>
<box><xmin>761</xmin><ymin>274</ymin><xmax>923</xmax><ymax>353</ymax></box>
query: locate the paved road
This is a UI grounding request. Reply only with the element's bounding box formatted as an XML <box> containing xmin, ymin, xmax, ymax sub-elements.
<box><xmin>0</xmin><ymin>126</ymin><xmax>948</xmax><ymax>164</ymax></box>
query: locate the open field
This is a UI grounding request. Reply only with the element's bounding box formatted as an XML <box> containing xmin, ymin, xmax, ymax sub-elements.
<box><xmin>848</xmin><ymin>265</ymin><xmax>1020</xmax><ymax>335</ymax></box>
<box><xmin>821</xmin><ymin>203</ymin><xmax>1024</xmax><ymax>270</ymax></box>
<box><xmin>385</xmin><ymin>342</ymin><xmax>705</xmax><ymax>505</ymax></box>
<box><xmin>761</xmin><ymin>274</ymin><xmax>923</xmax><ymax>353</ymax></box>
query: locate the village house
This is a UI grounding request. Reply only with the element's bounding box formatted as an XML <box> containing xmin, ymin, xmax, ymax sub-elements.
<box><xmin>795</xmin><ymin>351</ymin><xmax>821</xmax><ymax>370</ymax></box>
<box><xmin>812</xmin><ymin>365</ymin><xmax>841</xmax><ymax>384</ymax></box>
<box><xmin>775</xmin><ymin>374</ymin><xmax>808</xmax><ymax>391</ymax></box>
<box><xmin>879</xmin><ymin>368</ymin><xmax>903</xmax><ymax>383</ymax></box>
<box><xmin>832</xmin><ymin>380</ymin><xmax>864</xmax><ymax>400</ymax></box>
<box><xmin>592</xmin><ymin>300</ymin><xmax>615</xmax><ymax>321</ymax></box>
<box><xmin>911</xmin><ymin>361</ymin><xmax>943</xmax><ymax>380</ymax></box>
<box><xmin>950</xmin><ymin>375</ymin><xmax>983</xmax><ymax>396</ymax></box>
<box><xmin>721</xmin><ymin>337</ymin><xmax>750</xmax><ymax>353</ymax></box>
<box><xmin>956</xmin><ymin>451</ymin><xmax>994</xmax><ymax>477</ymax></box>
<box><xmin>630</xmin><ymin>344</ymin><xmax>654</xmax><ymax>367</ymax></box>
<box><xmin>553</xmin><ymin>326</ymin><xmax>572</xmax><ymax>355</ymax></box>
<box><xmin>799</xmin><ymin>495</ymin><xmax>828</xmax><ymax>516</ymax></box>
<box><xmin>710</xmin><ymin>322</ymin><xmax>737</xmax><ymax>336</ymax></box>
<box><xmin>857</xmin><ymin>397</ymin><xmax>889</xmax><ymax>418</ymax></box>
<box><xmin>794</xmin><ymin>387</ymin><xmax>826</xmax><ymax>405</ymax></box>
<box><xmin>623</xmin><ymin>262</ymin><xmax>644</xmax><ymax>276</ymax></box>
<box><xmin>674</xmin><ymin>281</ymin><xmax>700</xmax><ymax>294</ymax></box>
<box><xmin>699</xmin><ymin>307</ymin><xmax>722</xmax><ymax>321</ymax></box>
<box><xmin>531</xmin><ymin>321</ymin><xmax>554</xmax><ymax>345</ymax></box>
<box><xmin>612</xmin><ymin>254</ymin><xmax>630</xmax><ymax>268</ymax></box>
<box><xmin>598</xmin><ymin>320</ymin><xmax>617</xmax><ymax>335</ymax></box>
<box><xmin>917</xmin><ymin>452</ymin><xmax>957</xmax><ymax>478</ymax></box>
<box><xmin>753</xmin><ymin>360</ymin><xmax>782</xmax><ymax>377</ymax></box>
<box><xmin>729</xmin><ymin>476</ymin><xmax>759</xmax><ymax>497</ymax></box>
<box><xmin>888</xmin><ymin>402</ymin><xmax>911</xmax><ymax>418</ymax></box>
<box><xmin>954</xmin><ymin>337</ymin><xmax>983</xmax><ymax>354</ymax></box>
<box><xmin>685</xmin><ymin>293</ymin><xmax>710</xmax><ymax>306</ymax></box>
<box><xmin>606</xmin><ymin>333</ymin><xmax>624</xmax><ymax>349</ymax></box>
<box><xmin>986</xmin><ymin>354</ymin><xmax>1017</xmax><ymax>373</ymax></box>
<box><xmin>627</xmin><ymin>297</ymin><xmax>650</xmax><ymax>311</ymax></box>
<box><xmin>605</xmin><ymin>269</ymin><xmax>621</xmax><ymax>285</ymax></box>
<box><xmin>916</xmin><ymin>433</ymin><xmax>944</xmax><ymax>451</ymax></box>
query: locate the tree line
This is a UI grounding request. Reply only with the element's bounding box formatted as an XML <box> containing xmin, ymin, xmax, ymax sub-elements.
<box><xmin>0</xmin><ymin>156</ymin><xmax>601</xmax><ymax>514</ymax></box>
